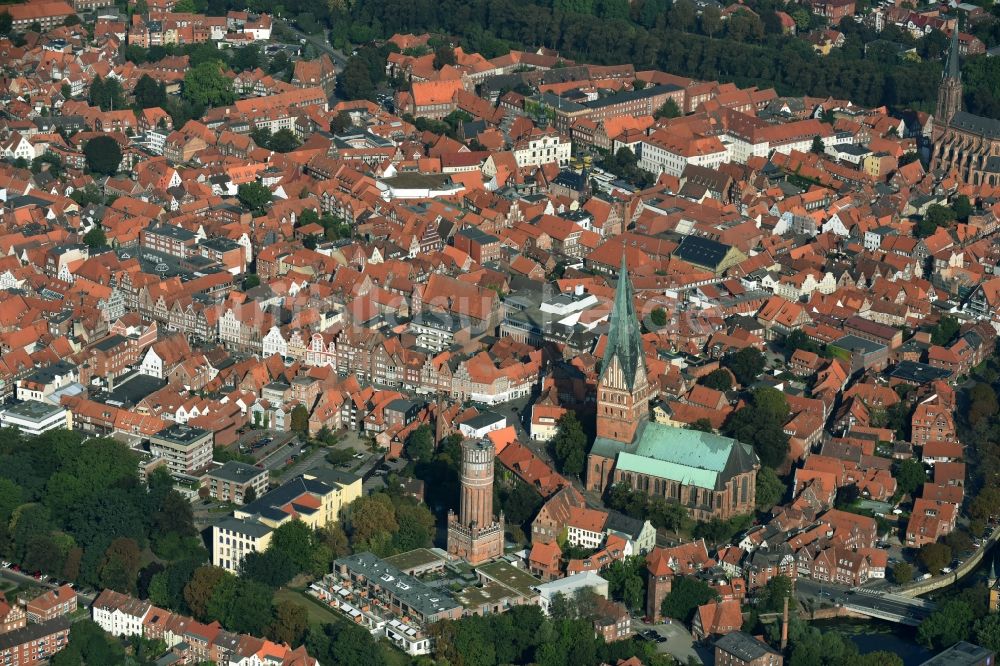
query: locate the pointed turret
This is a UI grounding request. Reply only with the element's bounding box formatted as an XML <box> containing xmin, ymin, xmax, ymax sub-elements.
<box><xmin>601</xmin><ymin>255</ymin><xmax>645</xmax><ymax>390</ymax></box>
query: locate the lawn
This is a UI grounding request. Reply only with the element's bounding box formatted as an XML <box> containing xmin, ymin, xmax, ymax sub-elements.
<box><xmin>274</xmin><ymin>588</ymin><xmax>412</xmax><ymax>666</ymax></box>
<box><xmin>274</xmin><ymin>587</ymin><xmax>342</xmax><ymax>626</ymax></box>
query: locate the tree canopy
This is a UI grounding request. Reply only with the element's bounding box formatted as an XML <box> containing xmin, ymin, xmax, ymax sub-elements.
<box><xmin>660</xmin><ymin>576</ymin><xmax>718</xmax><ymax>623</ymax></box>
<box><xmin>183</xmin><ymin>61</ymin><xmax>236</xmax><ymax>109</ymax></box>
<box><xmin>237</xmin><ymin>182</ymin><xmax>272</xmax><ymax>215</ymax></box>
<box><xmin>722</xmin><ymin>387</ymin><xmax>791</xmax><ymax>469</ymax></box>
<box><xmin>84</xmin><ymin>136</ymin><xmax>122</xmax><ymax>176</ymax></box>
<box><xmin>0</xmin><ymin>429</ymin><xmax>202</xmax><ymax>594</ymax></box>
<box><xmin>550</xmin><ymin>411</ymin><xmax>587</xmax><ymax>476</ymax></box>
<box><xmin>721</xmin><ymin>347</ymin><xmax>766</xmax><ymax>386</ymax></box>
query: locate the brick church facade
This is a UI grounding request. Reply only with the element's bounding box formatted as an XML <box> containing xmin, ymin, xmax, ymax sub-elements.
<box><xmin>586</xmin><ymin>257</ymin><xmax>759</xmax><ymax>522</ymax></box>
<box><xmin>931</xmin><ymin>28</ymin><xmax>1000</xmax><ymax>186</ymax></box>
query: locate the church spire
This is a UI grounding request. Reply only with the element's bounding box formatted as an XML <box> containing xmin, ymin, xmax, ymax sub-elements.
<box><xmin>601</xmin><ymin>255</ymin><xmax>644</xmax><ymax>390</ymax></box>
<box><xmin>936</xmin><ymin>26</ymin><xmax>963</xmax><ymax>126</ymax></box>
<box><xmin>946</xmin><ymin>25</ymin><xmax>961</xmax><ymax>81</ymax></box>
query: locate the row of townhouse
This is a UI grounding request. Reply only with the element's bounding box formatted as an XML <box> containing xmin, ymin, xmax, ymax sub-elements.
<box><xmin>92</xmin><ymin>589</ymin><xmax>317</xmax><ymax>665</ymax></box>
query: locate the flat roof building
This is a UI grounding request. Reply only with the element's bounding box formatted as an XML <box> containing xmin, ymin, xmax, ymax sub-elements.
<box><xmin>148</xmin><ymin>424</ymin><xmax>213</xmax><ymax>474</ymax></box>
<box><xmin>0</xmin><ymin>401</ymin><xmax>71</xmax><ymax>436</ymax></box>
<box><xmin>533</xmin><ymin>571</ymin><xmax>609</xmax><ymax>615</ymax></box>
<box><xmin>204</xmin><ymin>460</ymin><xmax>269</xmax><ymax>505</ymax></box>
<box><xmin>919</xmin><ymin>641</ymin><xmax>994</xmax><ymax>666</ymax></box>
<box><xmin>333</xmin><ymin>552</ymin><xmax>463</xmax><ymax>625</ymax></box>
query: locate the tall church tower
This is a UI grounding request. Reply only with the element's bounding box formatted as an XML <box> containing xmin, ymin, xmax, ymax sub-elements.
<box><xmin>596</xmin><ymin>256</ymin><xmax>652</xmax><ymax>444</ymax></box>
<box><xmin>936</xmin><ymin>27</ymin><xmax>963</xmax><ymax>127</ymax></box>
<box><xmin>447</xmin><ymin>439</ymin><xmax>504</xmax><ymax>565</ymax></box>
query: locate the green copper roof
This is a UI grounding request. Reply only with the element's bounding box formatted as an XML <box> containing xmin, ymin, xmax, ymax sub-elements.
<box><xmin>601</xmin><ymin>255</ymin><xmax>644</xmax><ymax>389</ymax></box>
<box><xmin>610</xmin><ymin>422</ymin><xmax>759</xmax><ymax>491</ymax></box>
<box><xmin>947</xmin><ymin>25</ymin><xmax>960</xmax><ymax>80</ymax></box>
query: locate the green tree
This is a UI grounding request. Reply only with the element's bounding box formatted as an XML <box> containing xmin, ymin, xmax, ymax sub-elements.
<box><xmin>970</xmin><ymin>487</ymin><xmax>1000</xmax><ymax>523</ymax></box>
<box><xmin>433</xmin><ymin>45</ymin><xmax>456</xmax><ymax>69</ymax></box>
<box><xmin>893</xmin><ymin>458</ymin><xmax>926</xmax><ymax>498</ymax></box>
<box><xmin>270</xmin><ymin>520</ymin><xmax>317</xmax><ymax>574</ymax></box>
<box><xmin>184</xmin><ymin>566</ymin><xmax>231</xmax><ymax>621</ymax></box>
<box><xmin>668</xmin><ymin>0</ymin><xmax>695</xmax><ymax>30</ymax></box>
<box><xmin>83</xmin><ymin>224</ymin><xmax>108</xmax><ymax>250</ymax></box>
<box><xmin>307</xmin><ymin>622</ymin><xmax>388</xmax><ymax>666</ymax></box>
<box><xmin>721</xmin><ymin>347</ymin><xmax>765</xmax><ymax>386</ymax></box>
<box><xmin>98</xmin><ymin>537</ymin><xmax>141</xmax><ymax>593</ymax></box>
<box><xmin>701</xmin><ymin>5</ymin><xmax>722</xmax><ymax>36</ymax></box>
<box><xmin>496</xmin><ymin>481</ymin><xmax>543</xmax><ymax>526</ymax></box>
<box><xmin>722</xmin><ymin>387</ymin><xmax>790</xmax><ymax>469</ymax></box>
<box><xmin>391</xmin><ymin>497</ymin><xmax>436</xmax><ymax>553</ymax></box>
<box><xmin>290</xmin><ymin>405</ymin><xmax>309</xmax><ymax>436</ymax></box>
<box><xmin>237</xmin><ymin>182</ymin><xmax>272</xmax><ymax>215</ymax></box>
<box><xmin>267</xmin><ymin>600</ymin><xmax>309</xmax><ymax>646</ymax></box>
<box><xmin>337</xmin><ymin>57</ymin><xmax>375</xmax><ymax>100</ymax></box>
<box><xmin>930</xmin><ymin>315</ymin><xmax>960</xmax><ymax>346</ymax></box>
<box><xmin>953</xmin><ymin>194</ymin><xmax>973</xmax><ymax>220</ymax></box>
<box><xmin>650</xmin><ymin>307</ymin><xmax>667</xmax><ymax>327</ymax></box>
<box><xmin>917</xmin><ymin>542</ymin><xmax>952</xmax><ymax>575</ymax></box>
<box><xmin>968</xmin><ymin>382</ymin><xmax>999</xmax><ymax>428</ymax></box>
<box><xmin>784</xmin><ymin>329</ymin><xmax>820</xmax><ymax>358</ymax></box>
<box><xmin>239</xmin><ymin>548</ymin><xmax>298</xmax><ymax>587</ymax></box>
<box><xmin>206</xmin><ymin>576</ymin><xmax>274</xmax><ymax>635</ymax></box>
<box><xmin>268</xmin><ymin>128</ymin><xmax>301</xmax><ymax>153</ymax></box>
<box><xmin>755</xmin><ymin>467</ymin><xmax>786</xmax><ymax>511</ymax></box>
<box><xmin>317</xmin><ymin>524</ymin><xmax>350</xmax><ymax>559</ymax></box>
<box><xmin>0</xmin><ymin>479</ymin><xmax>23</xmax><ymax>524</ymax></box>
<box><xmin>811</xmin><ymin>136</ymin><xmax>825</xmax><ymax>154</ymax></box>
<box><xmin>661</xmin><ymin>576</ymin><xmax>718</xmax><ymax>623</ymax></box>
<box><xmin>975</xmin><ymin>614</ymin><xmax>1000</xmax><ymax>655</ymax></box>
<box><xmin>654</xmin><ymin>99</ymin><xmax>681</xmax><ymax>119</ymax></box>
<box><xmin>756</xmin><ymin>575</ymin><xmax>793</xmax><ymax>613</ymax></box>
<box><xmin>50</xmin><ymin>620</ymin><xmax>126</xmax><ymax>666</ymax></box>
<box><xmin>345</xmin><ymin>493</ymin><xmax>398</xmax><ymax>555</ymax></box>
<box><xmin>232</xmin><ymin>44</ymin><xmax>262</xmax><ymax>72</ymax></box>
<box><xmin>604</xmin><ymin>556</ymin><xmax>646</xmax><ymax>611</ymax></box>
<box><xmin>701</xmin><ymin>368</ymin><xmax>732</xmax><ymax>391</ymax></box>
<box><xmin>83</xmin><ymin>136</ymin><xmax>122</xmax><ymax>176</ymax></box>
<box><xmin>918</xmin><ymin>598</ymin><xmax>975</xmax><ymax>649</ymax></box>
<box><xmin>406</xmin><ymin>424</ymin><xmax>435</xmax><ymax>462</ymax></box>
<box><xmin>550</xmin><ymin>411</ymin><xmax>587</xmax><ymax>476</ymax></box>
<box><xmin>133</xmin><ymin>74</ymin><xmax>167</xmax><ymax>109</ymax></box>
<box><xmin>330</xmin><ymin>111</ymin><xmax>353</xmax><ymax>134</ymax></box>
<box><xmin>0</xmin><ymin>12</ymin><xmax>11</xmax><ymax>37</ymax></box>
<box><xmin>183</xmin><ymin>61</ymin><xmax>235</xmax><ymax>108</ymax></box>
<box><xmin>243</xmin><ymin>273</ymin><xmax>261</xmax><ymax>290</ymax></box>
<box><xmin>892</xmin><ymin>561</ymin><xmax>913</xmax><ymax>584</ymax></box>
<box><xmin>918</xmin><ymin>204</ymin><xmax>957</xmax><ymax>238</ymax></box>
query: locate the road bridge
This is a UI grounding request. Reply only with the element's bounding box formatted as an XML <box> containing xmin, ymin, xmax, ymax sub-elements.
<box><xmin>840</xmin><ymin>588</ymin><xmax>936</xmax><ymax>626</ymax></box>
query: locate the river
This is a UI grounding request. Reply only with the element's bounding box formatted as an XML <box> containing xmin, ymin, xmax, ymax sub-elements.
<box><xmin>811</xmin><ymin>618</ymin><xmax>932</xmax><ymax>665</ymax></box>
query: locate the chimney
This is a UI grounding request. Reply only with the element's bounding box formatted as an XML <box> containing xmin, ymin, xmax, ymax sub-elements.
<box><xmin>781</xmin><ymin>596</ymin><xmax>789</xmax><ymax>651</ymax></box>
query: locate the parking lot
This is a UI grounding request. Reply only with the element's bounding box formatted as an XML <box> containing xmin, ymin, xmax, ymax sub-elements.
<box><xmin>632</xmin><ymin>618</ymin><xmax>705</xmax><ymax>664</ymax></box>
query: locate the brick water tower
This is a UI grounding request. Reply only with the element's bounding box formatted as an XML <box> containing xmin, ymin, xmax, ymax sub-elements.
<box><xmin>447</xmin><ymin>438</ymin><xmax>504</xmax><ymax>565</ymax></box>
